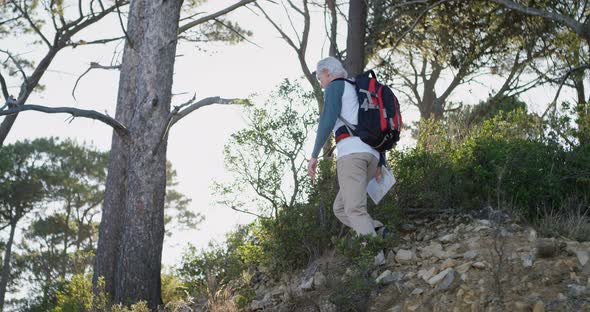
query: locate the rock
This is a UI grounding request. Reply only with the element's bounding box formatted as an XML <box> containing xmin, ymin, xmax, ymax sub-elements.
<box><xmin>532</xmin><ymin>301</ymin><xmax>545</xmax><ymax>312</ymax></box>
<box><xmin>456</xmin><ymin>262</ymin><xmax>472</xmax><ymax>274</ymax></box>
<box><xmin>528</xmin><ymin>229</ymin><xmax>538</xmax><ymax>243</ymax></box>
<box><xmin>250</xmin><ymin>300</ymin><xmax>264</xmax><ymax>310</ymax></box>
<box><xmin>375</xmin><ymin>270</ymin><xmax>404</xmax><ymax>285</ymax></box>
<box><xmin>513</xmin><ymin>301</ymin><xmax>531</xmax><ymax>311</ymax></box>
<box><xmin>567</xmin><ymin>284</ymin><xmax>587</xmax><ymax>297</ymax></box>
<box><xmin>472</xmin><ymin>262</ymin><xmax>486</xmax><ymax>269</ymax></box>
<box><xmin>418</xmin><ymin>267</ymin><xmax>437</xmax><ymax>282</ymax></box>
<box><xmin>395</xmin><ymin>249</ymin><xmax>415</xmax><ymax>263</ymax></box>
<box><xmin>411</xmin><ymin>288</ymin><xmax>424</xmax><ymax>295</ymax></box>
<box><xmin>313</xmin><ymin>271</ymin><xmax>326</xmax><ymax>289</ymax></box>
<box><xmin>428</xmin><ymin>268</ymin><xmax>453</xmax><ymax>286</ymax></box>
<box><xmin>463</xmin><ymin>250</ymin><xmax>478</xmax><ymax>260</ymax></box>
<box><xmin>436</xmin><ymin>269</ymin><xmax>457</xmax><ymax>291</ymax></box>
<box><xmin>557</xmin><ymin>293</ymin><xmax>567</xmax><ymax>301</ymax></box>
<box><xmin>440</xmin><ymin>258</ymin><xmax>458</xmax><ymax>270</ymax></box>
<box><xmin>439</xmin><ymin>233</ymin><xmax>456</xmax><ymax>243</ymax></box>
<box><xmin>478</xmin><ymin>219</ymin><xmax>491</xmax><ymax>226</ymax></box>
<box><xmin>522</xmin><ymin>254</ymin><xmax>535</xmax><ymax>268</ymax></box>
<box><xmin>575</xmin><ymin>250</ymin><xmax>589</xmax><ymax>267</ymax></box>
<box><xmin>389</xmin><ymin>305</ymin><xmax>402</xmax><ymax>312</ymax></box>
<box><xmin>299</xmin><ymin>276</ymin><xmax>313</xmax><ymax>291</ymax></box>
<box><xmin>319</xmin><ymin>299</ymin><xmax>337</xmax><ymax>312</ymax></box>
<box><xmin>420</xmin><ymin>243</ymin><xmax>443</xmax><ymax>259</ymax></box>
<box><xmin>536</xmin><ymin>238</ymin><xmax>563</xmax><ymax>258</ymax></box>
<box><xmin>387</xmin><ymin>250</ymin><xmax>396</xmax><ymax>264</ymax></box>
<box><xmin>400</xmin><ymin>223</ymin><xmax>416</xmax><ymax>232</ymax></box>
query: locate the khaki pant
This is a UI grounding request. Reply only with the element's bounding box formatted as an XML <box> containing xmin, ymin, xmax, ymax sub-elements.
<box><xmin>333</xmin><ymin>153</ymin><xmax>383</xmax><ymax>236</ymax></box>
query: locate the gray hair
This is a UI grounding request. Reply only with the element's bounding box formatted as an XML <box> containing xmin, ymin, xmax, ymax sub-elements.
<box><xmin>316</xmin><ymin>57</ymin><xmax>348</xmax><ymax>78</ymax></box>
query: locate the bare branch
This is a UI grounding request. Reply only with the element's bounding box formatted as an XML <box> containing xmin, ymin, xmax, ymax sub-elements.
<box><xmin>281</xmin><ymin>0</ymin><xmax>302</xmax><ymax>45</ymax></box>
<box><xmin>178</xmin><ymin>0</ymin><xmax>256</xmax><ymax>35</ymax></box>
<box><xmin>72</xmin><ymin>62</ymin><xmax>121</xmax><ymax>100</ymax></box>
<box><xmin>0</xmin><ymin>104</ymin><xmax>128</xmax><ymax>136</ymax></box>
<box><xmin>68</xmin><ymin>36</ymin><xmax>125</xmax><ymax>48</ymax></box>
<box><xmin>170</xmin><ymin>96</ymin><xmax>244</xmax><ymax>127</ymax></box>
<box><xmin>255</xmin><ymin>2</ymin><xmax>299</xmax><ymax>51</ymax></box>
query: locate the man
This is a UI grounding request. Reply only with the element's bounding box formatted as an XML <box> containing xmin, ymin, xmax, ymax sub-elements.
<box><xmin>307</xmin><ymin>57</ymin><xmax>387</xmax><ymax>265</ymax></box>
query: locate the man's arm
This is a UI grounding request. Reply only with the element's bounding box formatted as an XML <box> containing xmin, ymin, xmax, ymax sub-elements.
<box><xmin>311</xmin><ymin>80</ymin><xmax>344</xmax><ymax>158</ymax></box>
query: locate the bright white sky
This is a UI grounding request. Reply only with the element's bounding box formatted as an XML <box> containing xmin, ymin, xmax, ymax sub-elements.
<box><xmin>1</xmin><ymin>0</ymin><xmax>573</xmax><ymax>269</ymax></box>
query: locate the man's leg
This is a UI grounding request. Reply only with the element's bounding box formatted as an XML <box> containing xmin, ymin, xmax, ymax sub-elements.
<box><xmin>337</xmin><ymin>153</ymin><xmax>379</xmax><ymax>236</ymax></box>
<box><xmin>333</xmin><ymin>190</ymin><xmax>354</xmax><ymax>228</ymax></box>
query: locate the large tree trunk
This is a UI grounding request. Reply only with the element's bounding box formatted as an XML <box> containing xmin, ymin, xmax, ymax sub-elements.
<box><xmin>0</xmin><ymin>221</ymin><xmax>17</xmax><ymax>310</ymax></box>
<box><xmin>343</xmin><ymin>0</ymin><xmax>367</xmax><ymax>77</ymax></box>
<box><xmin>93</xmin><ymin>0</ymin><xmax>182</xmax><ymax>307</ymax></box>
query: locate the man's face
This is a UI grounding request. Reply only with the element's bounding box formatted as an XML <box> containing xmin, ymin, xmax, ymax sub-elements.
<box><xmin>317</xmin><ymin>69</ymin><xmax>331</xmax><ymax>89</ymax></box>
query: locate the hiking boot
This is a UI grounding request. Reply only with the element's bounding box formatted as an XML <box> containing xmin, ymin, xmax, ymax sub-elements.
<box><xmin>375</xmin><ymin>226</ymin><xmax>391</xmax><ymax>239</ymax></box>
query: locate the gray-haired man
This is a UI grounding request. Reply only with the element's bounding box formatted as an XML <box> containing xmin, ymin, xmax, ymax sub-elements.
<box><xmin>307</xmin><ymin>57</ymin><xmax>387</xmax><ymax>264</ymax></box>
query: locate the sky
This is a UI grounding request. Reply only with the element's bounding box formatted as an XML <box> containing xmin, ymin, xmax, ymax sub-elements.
<box><xmin>1</xmin><ymin>0</ymin><xmax>575</xmax><ymax>271</ymax></box>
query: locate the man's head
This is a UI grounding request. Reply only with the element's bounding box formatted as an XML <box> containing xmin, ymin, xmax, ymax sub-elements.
<box><xmin>316</xmin><ymin>57</ymin><xmax>347</xmax><ymax>88</ymax></box>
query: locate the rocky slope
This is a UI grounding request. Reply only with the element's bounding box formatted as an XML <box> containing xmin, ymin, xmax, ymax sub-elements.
<box><xmin>244</xmin><ymin>212</ymin><xmax>590</xmax><ymax>312</ymax></box>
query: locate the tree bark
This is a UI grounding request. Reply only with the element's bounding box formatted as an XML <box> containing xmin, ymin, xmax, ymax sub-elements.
<box><xmin>0</xmin><ymin>221</ymin><xmax>17</xmax><ymax>311</ymax></box>
<box><xmin>343</xmin><ymin>0</ymin><xmax>368</xmax><ymax>77</ymax></box>
<box><xmin>93</xmin><ymin>0</ymin><xmax>182</xmax><ymax>307</ymax></box>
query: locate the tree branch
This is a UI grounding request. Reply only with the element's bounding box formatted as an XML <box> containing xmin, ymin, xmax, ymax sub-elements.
<box><xmin>9</xmin><ymin>0</ymin><xmax>52</xmax><ymax>48</ymax></box>
<box><xmin>72</xmin><ymin>62</ymin><xmax>121</xmax><ymax>101</ymax></box>
<box><xmin>0</xmin><ymin>104</ymin><xmax>128</xmax><ymax>136</ymax></box>
<box><xmin>178</xmin><ymin>0</ymin><xmax>256</xmax><ymax>35</ymax></box>
<box><xmin>0</xmin><ymin>71</ymin><xmax>9</xmax><ymax>101</ymax></box>
<box><xmin>491</xmin><ymin>0</ymin><xmax>586</xmax><ymax>39</ymax></box>
<box><xmin>542</xmin><ymin>64</ymin><xmax>590</xmax><ymax>118</ymax></box>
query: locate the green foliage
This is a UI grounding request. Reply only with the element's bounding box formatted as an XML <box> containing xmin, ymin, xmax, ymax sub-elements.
<box><xmin>51</xmin><ymin>274</ymin><xmax>108</xmax><ymax>312</ymax></box>
<box><xmin>384</xmin><ymin>107</ymin><xmax>590</xmax><ymax>231</ymax></box>
<box><xmin>214</xmin><ymin>79</ymin><xmax>316</xmax><ymax>218</ymax></box>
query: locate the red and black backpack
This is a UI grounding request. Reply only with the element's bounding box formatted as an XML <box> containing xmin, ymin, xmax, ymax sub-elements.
<box><xmin>335</xmin><ymin>70</ymin><xmax>402</xmax><ymax>152</ymax></box>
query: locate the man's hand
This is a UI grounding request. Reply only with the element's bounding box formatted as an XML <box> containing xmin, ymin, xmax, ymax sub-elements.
<box><xmin>375</xmin><ymin>166</ymin><xmax>383</xmax><ymax>183</ymax></box>
<box><xmin>308</xmin><ymin>157</ymin><xmax>318</xmax><ymax>183</ymax></box>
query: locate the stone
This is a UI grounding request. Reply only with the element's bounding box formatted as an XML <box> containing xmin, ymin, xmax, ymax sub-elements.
<box><xmin>522</xmin><ymin>254</ymin><xmax>535</xmax><ymax>268</ymax></box>
<box><xmin>575</xmin><ymin>250</ymin><xmax>589</xmax><ymax>267</ymax></box>
<box><xmin>436</xmin><ymin>269</ymin><xmax>457</xmax><ymax>291</ymax></box>
<box><xmin>375</xmin><ymin>270</ymin><xmax>404</xmax><ymax>285</ymax></box>
<box><xmin>514</xmin><ymin>301</ymin><xmax>531</xmax><ymax>311</ymax></box>
<box><xmin>313</xmin><ymin>271</ymin><xmax>327</xmax><ymax>289</ymax></box>
<box><xmin>529</xmin><ymin>229</ymin><xmax>537</xmax><ymax>242</ymax></box>
<box><xmin>389</xmin><ymin>305</ymin><xmax>402</xmax><ymax>312</ymax></box>
<box><xmin>439</xmin><ymin>233</ymin><xmax>456</xmax><ymax>243</ymax></box>
<box><xmin>428</xmin><ymin>268</ymin><xmax>453</xmax><ymax>286</ymax></box>
<box><xmin>568</xmin><ymin>284</ymin><xmax>587</xmax><ymax>297</ymax></box>
<box><xmin>557</xmin><ymin>293</ymin><xmax>567</xmax><ymax>301</ymax></box>
<box><xmin>319</xmin><ymin>299</ymin><xmax>337</xmax><ymax>312</ymax></box>
<box><xmin>411</xmin><ymin>288</ymin><xmax>424</xmax><ymax>295</ymax></box>
<box><xmin>478</xmin><ymin>219</ymin><xmax>491</xmax><ymax>226</ymax></box>
<box><xmin>463</xmin><ymin>250</ymin><xmax>478</xmax><ymax>260</ymax></box>
<box><xmin>532</xmin><ymin>301</ymin><xmax>545</xmax><ymax>312</ymax></box>
<box><xmin>395</xmin><ymin>249</ymin><xmax>415</xmax><ymax>263</ymax></box>
<box><xmin>418</xmin><ymin>267</ymin><xmax>437</xmax><ymax>282</ymax></box>
<box><xmin>250</xmin><ymin>300</ymin><xmax>264</xmax><ymax>310</ymax></box>
<box><xmin>299</xmin><ymin>277</ymin><xmax>313</xmax><ymax>291</ymax></box>
<box><xmin>456</xmin><ymin>262</ymin><xmax>472</xmax><ymax>274</ymax></box>
<box><xmin>400</xmin><ymin>223</ymin><xmax>417</xmax><ymax>232</ymax></box>
<box><xmin>387</xmin><ymin>250</ymin><xmax>396</xmax><ymax>264</ymax></box>
<box><xmin>472</xmin><ymin>262</ymin><xmax>486</xmax><ymax>269</ymax></box>
<box><xmin>441</xmin><ymin>258</ymin><xmax>458</xmax><ymax>270</ymax></box>
<box><xmin>536</xmin><ymin>238</ymin><xmax>562</xmax><ymax>258</ymax></box>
